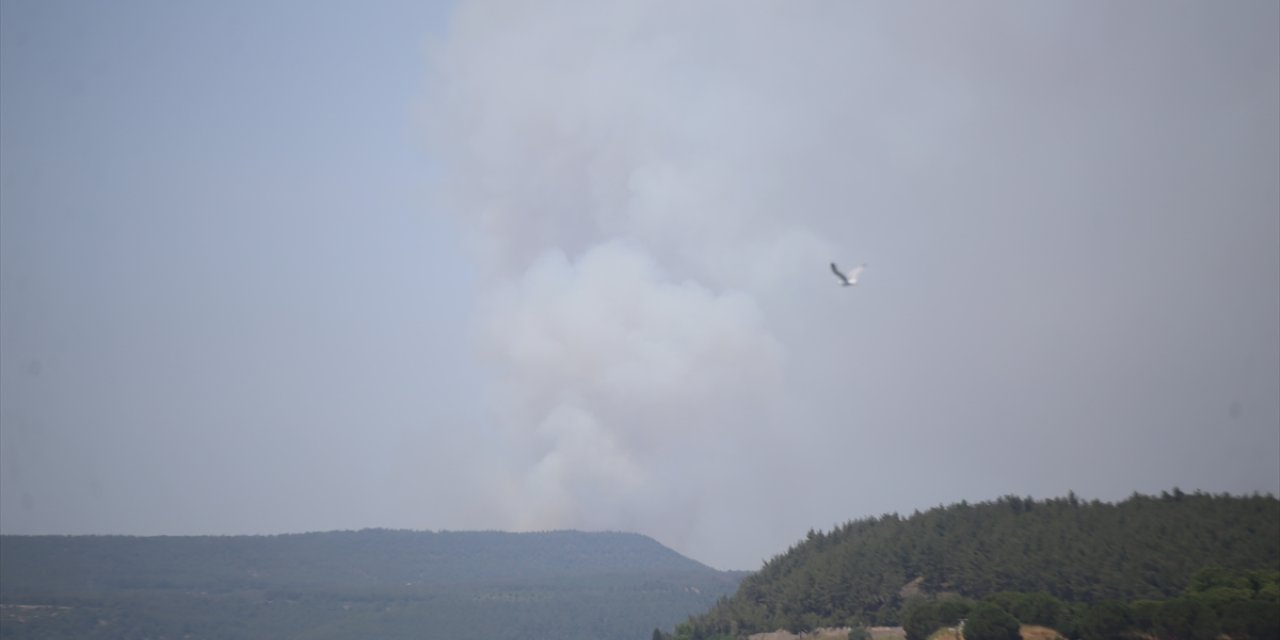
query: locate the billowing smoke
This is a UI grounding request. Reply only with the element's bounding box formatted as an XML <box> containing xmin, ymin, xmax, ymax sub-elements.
<box><xmin>424</xmin><ymin>0</ymin><xmax>1280</xmax><ymax>569</ymax></box>
<box><xmin>425</xmin><ymin>1</ymin><xmax>842</xmax><ymax>565</ymax></box>
<box><xmin>482</xmin><ymin>242</ymin><xmax>785</xmax><ymax>537</ymax></box>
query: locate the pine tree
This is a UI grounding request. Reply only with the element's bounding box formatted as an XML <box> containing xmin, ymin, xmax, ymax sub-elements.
<box><xmin>963</xmin><ymin>602</ymin><xmax>1020</xmax><ymax>640</ymax></box>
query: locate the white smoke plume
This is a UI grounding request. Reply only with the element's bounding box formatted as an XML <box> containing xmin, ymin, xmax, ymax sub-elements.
<box><xmin>425</xmin><ymin>1</ymin><xmax>839</xmax><ymax>565</ymax></box>
<box><xmin>424</xmin><ymin>0</ymin><xmax>1280</xmax><ymax>569</ymax></box>
<box><xmin>482</xmin><ymin>242</ymin><xmax>785</xmax><ymax>537</ymax></box>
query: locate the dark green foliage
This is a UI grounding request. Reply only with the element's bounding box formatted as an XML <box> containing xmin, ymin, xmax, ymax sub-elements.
<box><xmin>902</xmin><ymin>597</ymin><xmax>971</xmax><ymax>640</ymax></box>
<box><xmin>0</xmin><ymin>530</ymin><xmax>744</xmax><ymax>640</ymax></box>
<box><xmin>900</xmin><ymin>600</ymin><xmax>937</xmax><ymax>640</ymax></box>
<box><xmin>1150</xmin><ymin>597</ymin><xmax>1220</xmax><ymax>640</ymax></box>
<box><xmin>963</xmin><ymin>602</ymin><xmax>1020</xmax><ymax>640</ymax></box>
<box><xmin>678</xmin><ymin>491</ymin><xmax>1278</xmax><ymax>639</ymax></box>
<box><xmin>982</xmin><ymin>591</ymin><xmax>1069</xmax><ymax>630</ymax></box>
<box><xmin>1130</xmin><ymin>569</ymin><xmax>1280</xmax><ymax>640</ymax></box>
<box><xmin>1077</xmin><ymin>600</ymin><xmax>1132</xmax><ymax>640</ymax></box>
<box><xmin>1215</xmin><ymin>598</ymin><xmax>1280</xmax><ymax>639</ymax></box>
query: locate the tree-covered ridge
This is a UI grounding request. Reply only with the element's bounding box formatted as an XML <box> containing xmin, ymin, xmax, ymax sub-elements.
<box><xmin>890</xmin><ymin>571</ymin><xmax>1280</xmax><ymax>640</ymax></box>
<box><xmin>0</xmin><ymin>529</ymin><xmax>717</xmax><ymax>592</ymax></box>
<box><xmin>0</xmin><ymin>530</ymin><xmax>744</xmax><ymax>640</ymax></box>
<box><xmin>680</xmin><ymin>491</ymin><xmax>1279</xmax><ymax>636</ymax></box>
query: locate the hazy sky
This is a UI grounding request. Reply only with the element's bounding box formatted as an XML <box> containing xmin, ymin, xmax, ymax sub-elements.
<box><xmin>2</xmin><ymin>0</ymin><xmax>1277</xmax><ymax>570</ymax></box>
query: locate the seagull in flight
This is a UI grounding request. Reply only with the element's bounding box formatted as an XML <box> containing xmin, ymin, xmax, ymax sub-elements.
<box><xmin>830</xmin><ymin>262</ymin><xmax>866</xmax><ymax>287</ymax></box>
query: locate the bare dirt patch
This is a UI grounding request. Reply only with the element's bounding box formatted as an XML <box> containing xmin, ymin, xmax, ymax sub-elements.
<box><xmin>750</xmin><ymin>628</ymin><xmax>853</xmax><ymax>640</ymax></box>
<box><xmin>1019</xmin><ymin>625</ymin><xmax>1067</xmax><ymax>640</ymax></box>
<box><xmin>749</xmin><ymin>626</ymin><xmax>906</xmax><ymax>640</ymax></box>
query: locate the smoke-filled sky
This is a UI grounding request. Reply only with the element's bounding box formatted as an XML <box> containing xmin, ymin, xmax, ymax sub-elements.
<box><xmin>2</xmin><ymin>0</ymin><xmax>1277</xmax><ymax>570</ymax></box>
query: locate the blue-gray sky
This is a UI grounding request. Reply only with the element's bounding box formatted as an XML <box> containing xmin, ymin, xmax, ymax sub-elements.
<box><xmin>2</xmin><ymin>0</ymin><xmax>1278</xmax><ymax>570</ymax></box>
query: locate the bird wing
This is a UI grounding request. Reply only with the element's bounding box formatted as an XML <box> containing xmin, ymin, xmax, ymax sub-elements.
<box><xmin>849</xmin><ymin>264</ymin><xmax>866</xmax><ymax>280</ymax></box>
<box><xmin>830</xmin><ymin>262</ymin><xmax>848</xmax><ymax>282</ymax></box>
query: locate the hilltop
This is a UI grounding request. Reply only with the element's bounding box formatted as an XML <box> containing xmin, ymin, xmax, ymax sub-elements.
<box><xmin>0</xmin><ymin>529</ymin><xmax>744</xmax><ymax>640</ymax></box>
<box><xmin>671</xmin><ymin>491</ymin><xmax>1279</xmax><ymax>639</ymax></box>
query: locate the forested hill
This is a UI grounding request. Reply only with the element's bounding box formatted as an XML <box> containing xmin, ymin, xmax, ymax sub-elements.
<box><xmin>0</xmin><ymin>530</ymin><xmax>744</xmax><ymax>640</ymax></box>
<box><xmin>679</xmin><ymin>491</ymin><xmax>1279</xmax><ymax>637</ymax></box>
<box><xmin>0</xmin><ymin>529</ymin><xmax>714</xmax><ymax>591</ymax></box>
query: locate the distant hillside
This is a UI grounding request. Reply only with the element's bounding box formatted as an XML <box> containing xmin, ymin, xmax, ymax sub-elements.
<box><xmin>0</xmin><ymin>529</ymin><xmax>716</xmax><ymax>591</ymax></box>
<box><xmin>0</xmin><ymin>529</ymin><xmax>744</xmax><ymax>640</ymax></box>
<box><xmin>674</xmin><ymin>491</ymin><xmax>1279</xmax><ymax>639</ymax></box>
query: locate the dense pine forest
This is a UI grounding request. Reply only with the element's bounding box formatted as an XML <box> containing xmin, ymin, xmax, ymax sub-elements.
<box><xmin>4</xmin><ymin>493</ymin><xmax>1277</xmax><ymax>640</ymax></box>
<box><xmin>0</xmin><ymin>530</ymin><xmax>744</xmax><ymax>640</ymax></box>
<box><xmin>670</xmin><ymin>491</ymin><xmax>1279</xmax><ymax>640</ymax></box>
